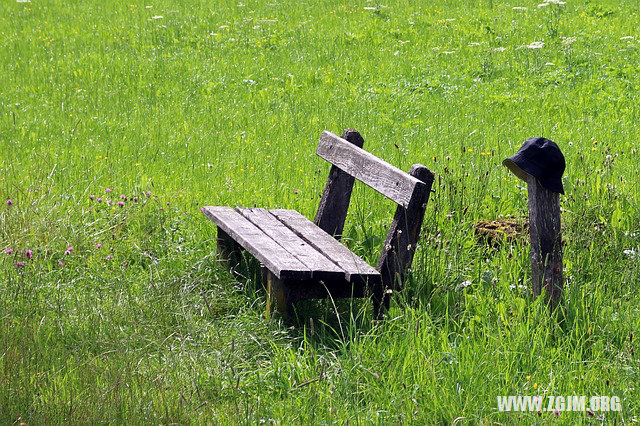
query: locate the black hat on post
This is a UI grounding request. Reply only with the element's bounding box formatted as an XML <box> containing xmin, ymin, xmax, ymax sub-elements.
<box><xmin>502</xmin><ymin>137</ymin><xmax>565</xmax><ymax>194</ymax></box>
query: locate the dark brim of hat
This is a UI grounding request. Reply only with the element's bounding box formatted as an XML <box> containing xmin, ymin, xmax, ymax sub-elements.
<box><xmin>502</xmin><ymin>157</ymin><xmax>565</xmax><ymax>194</ymax></box>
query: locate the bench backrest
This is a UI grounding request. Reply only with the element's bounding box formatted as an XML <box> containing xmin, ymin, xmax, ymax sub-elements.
<box><xmin>314</xmin><ymin>129</ymin><xmax>435</xmax><ymax>295</ymax></box>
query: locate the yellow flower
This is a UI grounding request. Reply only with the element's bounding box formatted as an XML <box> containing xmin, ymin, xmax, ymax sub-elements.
<box><xmin>467</xmin><ymin>148</ymin><xmax>473</xmax><ymax>153</ymax></box>
<box><xmin>266</xmin><ymin>155</ymin><xmax>271</xmax><ymax>159</ymax></box>
<box><xmin>533</xmin><ymin>383</ymin><xmax>538</xmax><ymax>389</ymax></box>
<box><xmin>135</xmin><ymin>162</ymin><xmax>141</xmax><ymax>166</ymax></box>
<box><xmin>526</xmin><ymin>375</ymin><xmax>531</xmax><ymax>380</ymax></box>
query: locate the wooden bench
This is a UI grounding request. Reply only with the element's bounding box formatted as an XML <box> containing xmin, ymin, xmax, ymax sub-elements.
<box><xmin>202</xmin><ymin>129</ymin><xmax>435</xmax><ymax>319</ymax></box>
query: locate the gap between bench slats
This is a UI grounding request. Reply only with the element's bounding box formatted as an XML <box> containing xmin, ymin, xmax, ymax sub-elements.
<box><xmin>202</xmin><ymin>206</ymin><xmax>311</xmax><ymax>281</ymax></box>
<box><xmin>236</xmin><ymin>208</ymin><xmax>345</xmax><ymax>282</ymax></box>
<box><xmin>270</xmin><ymin>209</ymin><xmax>380</xmax><ymax>286</ymax></box>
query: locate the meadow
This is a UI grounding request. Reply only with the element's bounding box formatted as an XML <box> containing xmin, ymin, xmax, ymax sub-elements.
<box><xmin>1</xmin><ymin>0</ymin><xmax>640</xmax><ymax>423</ymax></box>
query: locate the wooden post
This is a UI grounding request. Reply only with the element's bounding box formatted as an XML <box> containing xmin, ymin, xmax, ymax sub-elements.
<box><xmin>375</xmin><ymin>164</ymin><xmax>434</xmax><ymax>318</ymax></box>
<box><xmin>527</xmin><ymin>175</ymin><xmax>563</xmax><ymax>311</ymax></box>
<box><xmin>314</xmin><ymin>129</ymin><xmax>364</xmax><ymax>239</ymax></box>
<box><xmin>264</xmin><ymin>269</ymin><xmax>289</xmax><ymax>319</ymax></box>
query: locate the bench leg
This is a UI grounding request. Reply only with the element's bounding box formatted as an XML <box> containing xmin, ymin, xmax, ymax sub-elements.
<box><xmin>217</xmin><ymin>227</ymin><xmax>242</xmax><ymax>268</ymax></box>
<box><xmin>264</xmin><ymin>269</ymin><xmax>293</xmax><ymax>320</ymax></box>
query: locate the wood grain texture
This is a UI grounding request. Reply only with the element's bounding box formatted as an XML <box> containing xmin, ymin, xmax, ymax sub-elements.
<box><xmin>314</xmin><ymin>129</ymin><xmax>364</xmax><ymax>238</ymax></box>
<box><xmin>376</xmin><ymin>164</ymin><xmax>434</xmax><ymax>316</ymax></box>
<box><xmin>527</xmin><ymin>175</ymin><xmax>563</xmax><ymax>310</ymax></box>
<box><xmin>237</xmin><ymin>208</ymin><xmax>344</xmax><ymax>282</ymax></box>
<box><xmin>316</xmin><ymin>131</ymin><xmax>423</xmax><ymax>208</ymax></box>
<box><xmin>202</xmin><ymin>206</ymin><xmax>311</xmax><ymax>280</ymax></box>
<box><xmin>271</xmin><ymin>209</ymin><xmax>381</xmax><ymax>286</ymax></box>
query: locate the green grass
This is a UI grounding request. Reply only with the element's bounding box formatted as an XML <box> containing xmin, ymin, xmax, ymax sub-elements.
<box><xmin>1</xmin><ymin>0</ymin><xmax>640</xmax><ymax>423</ymax></box>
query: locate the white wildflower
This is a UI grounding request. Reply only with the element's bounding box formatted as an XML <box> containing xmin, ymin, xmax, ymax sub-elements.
<box><xmin>547</xmin><ymin>0</ymin><xmax>566</xmax><ymax>4</ymax></box>
<box><xmin>151</xmin><ymin>15</ymin><xmax>163</xmax><ymax>19</ymax></box>
<box><xmin>525</xmin><ymin>41</ymin><xmax>545</xmax><ymax>49</ymax></box>
<box><xmin>623</xmin><ymin>249</ymin><xmax>637</xmax><ymax>258</ymax></box>
<box><xmin>513</xmin><ymin>6</ymin><xmax>528</xmax><ymax>10</ymax></box>
<box><xmin>620</xmin><ymin>36</ymin><xmax>635</xmax><ymax>41</ymax></box>
<box><xmin>562</xmin><ymin>37</ymin><xmax>577</xmax><ymax>46</ymax></box>
<box><xmin>538</xmin><ymin>3</ymin><xmax>549</xmax><ymax>7</ymax></box>
<box><xmin>456</xmin><ymin>280</ymin><xmax>472</xmax><ymax>291</ymax></box>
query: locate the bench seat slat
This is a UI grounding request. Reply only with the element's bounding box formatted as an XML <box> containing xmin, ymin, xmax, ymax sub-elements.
<box><xmin>202</xmin><ymin>206</ymin><xmax>311</xmax><ymax>280</ymax></box>
<box><xmin>316</xmin><ymin>131</ymin><xmax>424</xmax><ymax>208</ymax></box>
<box><xmin>270</xmin><ymin>209</ymin><xmax>381</xmax><ymax>285</ymax></box>
<box><xmin>237</xmin><ymin>208</ymin><xmax>345</xmax><ymax>282</ymax></box>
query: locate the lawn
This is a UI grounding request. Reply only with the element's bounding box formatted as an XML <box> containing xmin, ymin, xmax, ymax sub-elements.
<box><xmin>1</xmin><ymin>0</ymin><xmax>639</xmax><ymax>423</ymax></box>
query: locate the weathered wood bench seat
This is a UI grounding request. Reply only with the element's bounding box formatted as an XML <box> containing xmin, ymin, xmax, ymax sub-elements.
<box><xmin>202</xmin><ymin>129</ymin><xmax>434</xmax><ymax>319</ymax></box>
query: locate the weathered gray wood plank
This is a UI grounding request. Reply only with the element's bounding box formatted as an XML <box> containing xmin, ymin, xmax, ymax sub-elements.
<box><xmin>202</xmin><ymin>206</ymin><xmax>311</xmax><ymax>280</ymax></box>
<box><xmin>527</xmin><ymin>175</ymin><xmax>563</xmax><ymax>311</ymax></box>
<box><xmin>237</xmin><ymin>207</ymin><xmax>345</xmax><ymax>282</ymax></box>
<box><xmin>316</xmin><ymin>131</ymin><xmax>424</xmax><ymax>207</ymax></box>
<box><xmin>314</xmin><ymin>129</ymin><xmax>364</xmax><ymax>239</ymax></box>
<box><xmin>271</xmin><ymin>209</ymin><xmax>380</xmax><ymax>286</ymax></box>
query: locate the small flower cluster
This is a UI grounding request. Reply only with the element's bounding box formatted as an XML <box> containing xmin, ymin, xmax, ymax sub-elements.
<box><xmin>89</xmin><ymin>188</ymin><xmax>152</xmax><ymax>208</ymax></box>
<box><xmin>5</xmin><ymin>247</ymin><xmax>46</xmax><ymax>268</ymax></box>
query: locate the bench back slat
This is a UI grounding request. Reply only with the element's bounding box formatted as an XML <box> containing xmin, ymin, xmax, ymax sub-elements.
<box><xmin>316</xmin><ymin>130</ymin><xmax>424</xmax><ymax>208</ymax></box>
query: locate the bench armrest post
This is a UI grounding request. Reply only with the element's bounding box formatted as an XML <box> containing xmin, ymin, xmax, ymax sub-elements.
<box><xmin>376</xmin><ymin>164</ymin><xmax>434</xmax><ymax>314</ymax></box>
<box><xmin>314</xmin><ymin>129</ymin><xmax>364</xmax><ymax>239</ymax></box>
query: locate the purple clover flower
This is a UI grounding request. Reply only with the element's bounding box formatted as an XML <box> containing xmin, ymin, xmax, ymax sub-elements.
<box><xmin>25</xmin><ymin>249</ymin><xmax>33</xmax><ymax>259</ymax></box>
<box><xmin>6</xmin><ymin>248</ymin><xmax>14</xmax><ymax>254</ymax></box>
<box><xmin>7</xmin><ymin>199</ymin><xmax>13</xmax><ymax>206</ymax></box>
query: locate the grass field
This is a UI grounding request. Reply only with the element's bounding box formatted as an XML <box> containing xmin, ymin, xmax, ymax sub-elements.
<box><xmin>2</xmin><ymin>0</ymin><xmax>640</xmax><ymax>423</ymax></box>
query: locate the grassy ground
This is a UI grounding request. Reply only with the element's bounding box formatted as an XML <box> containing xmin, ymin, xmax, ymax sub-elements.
<box><xmin>1</xmin><ymin>0</ymin><xmax>639</xmax><ymax>423</ymax></box>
